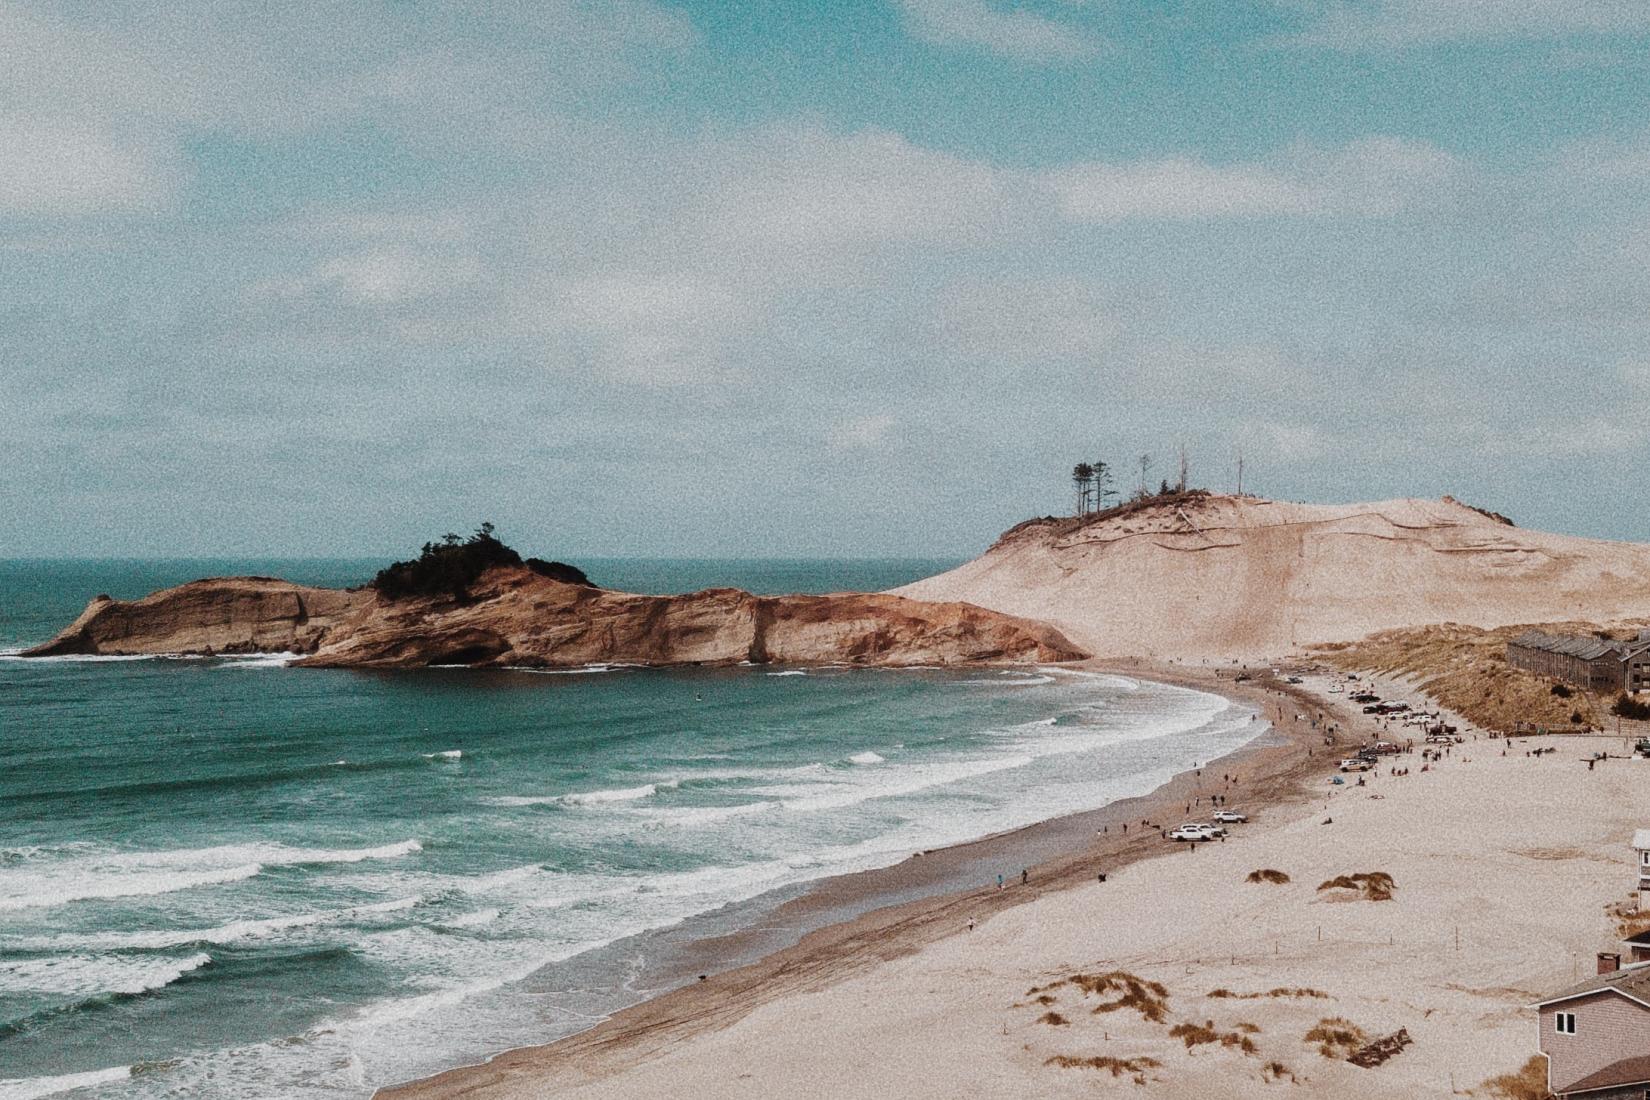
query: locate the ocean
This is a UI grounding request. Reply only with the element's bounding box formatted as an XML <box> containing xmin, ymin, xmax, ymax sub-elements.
<box><xmin>0</xmin><ymin>559</ymin><xmax>1262</xmax><ymax>1100</ymax></box>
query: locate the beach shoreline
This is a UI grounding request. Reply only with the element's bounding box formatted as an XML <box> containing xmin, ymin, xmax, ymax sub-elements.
<box><xmin>377</xmin><ymin>659</ymin><xmax>1336</xmax><ymax>1099</ymax></box>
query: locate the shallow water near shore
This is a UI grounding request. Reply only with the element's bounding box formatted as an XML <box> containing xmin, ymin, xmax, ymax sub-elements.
<box><xmin>0</xmin><ymin>559</ymin><xmax>1259</xmax><ymax>1099</ymax></box>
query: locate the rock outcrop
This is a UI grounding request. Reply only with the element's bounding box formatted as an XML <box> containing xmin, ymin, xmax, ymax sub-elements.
<box><xmin>23</xmin><ymin>566</ymin><xmax>1085</xmax><ymax>668</ymax></box>
<box><xmin>895</xmin><ymin>494</ymin><xmax>1650</xmax><ymax>659</ymax></box>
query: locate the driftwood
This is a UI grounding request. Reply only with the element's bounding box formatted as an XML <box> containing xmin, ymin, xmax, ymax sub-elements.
<box><xmin>1347</xmin><ymin>1027</ymin><xmax>1412</xmax><ymax>1068</ymax></box>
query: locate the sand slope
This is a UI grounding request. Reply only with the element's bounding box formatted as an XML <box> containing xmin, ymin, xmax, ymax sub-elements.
<box><xmin>897</xmin><ymin>494</ymin><xmax>1650</xmax><ymax>659</ymax></box>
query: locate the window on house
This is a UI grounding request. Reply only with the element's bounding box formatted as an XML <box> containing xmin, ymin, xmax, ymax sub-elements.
<box><xmin>1555</xmin><ymin>1012</ymin><xmax>1577</xmax><ymax>1035</ymax></box>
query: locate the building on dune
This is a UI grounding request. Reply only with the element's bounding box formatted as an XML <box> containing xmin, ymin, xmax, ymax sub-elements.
<box><xmin>1506</xmin><ymin>630</ymin><xmax>1650</xmax><ymax>694</ymax></box>
<box><xmin>1533</xmin><ymin>948</ymin><xmax>1650</xmax><ymax>1099</ymax></box>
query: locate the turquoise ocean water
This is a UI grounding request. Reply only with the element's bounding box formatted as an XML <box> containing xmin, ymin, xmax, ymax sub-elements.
<box><xmin>0</xmin><ymin>559</ymin><xmax>1261</xmax><ymax>1100</ymax></box>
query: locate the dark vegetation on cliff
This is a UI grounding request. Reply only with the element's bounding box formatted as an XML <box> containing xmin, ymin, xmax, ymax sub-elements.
<box><xmin>993</xmin><ymin>488</ymin><xmax>1216</xmax><ymax>548</ymax></box>
<box><xmin>372</xmin><ymin>524</ymin><xmax>593</xmax><ymax>600</ymax></box>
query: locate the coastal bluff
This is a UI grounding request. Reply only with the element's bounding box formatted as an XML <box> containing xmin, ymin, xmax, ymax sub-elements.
<box><xmin>23</xmin><ymin>566</ymin><xmax>1086</xmax><ymax>669</ymax></box>
<box><xmin>897</xmin><ymin>492</ymin><xmax>1650</xmax><ymax>659</ymax></box>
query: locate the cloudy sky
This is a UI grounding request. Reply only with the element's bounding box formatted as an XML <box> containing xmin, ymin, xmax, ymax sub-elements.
<box><xmin>4</xmin><ymin>1</ymin><xmax>1650</xmax><ymax>558</ymax></box>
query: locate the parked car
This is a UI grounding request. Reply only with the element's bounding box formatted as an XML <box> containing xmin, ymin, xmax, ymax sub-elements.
<box><xmin>1339</xmin><ymin>758</ymin><xmax>1373</xmax><ymax>772</ymax></box>
<box><xmin>1183</xmin><ymin>821</ymin><xmax>1227</xmax><ymax>837</ymax></box>
<box><xmin>1211</xmin><ymin>809</ymin><xmax>1248</xmax><ymax>823</ymax></box>
<box><xmin>1286</xmin><ymin>676</ymin><xmax>1304</xmax><ymax>684</ymax></box>
<box><xmin>1168</xmin><ymin>825</ymin><xmax>1214</xmax><ymax>841</ymax></box>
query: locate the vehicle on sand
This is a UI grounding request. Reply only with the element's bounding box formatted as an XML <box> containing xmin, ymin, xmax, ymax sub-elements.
<box><xmin>1211</xmin><ymin>809</ymin><xmax>1248</xmax><ymax>823</ymax></box>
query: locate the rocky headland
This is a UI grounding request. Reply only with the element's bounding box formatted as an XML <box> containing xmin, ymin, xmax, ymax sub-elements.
<box><xmin>23</xmin><ymin>566</ymin><xmax>1085</xmax><ymax>669</ymax></box>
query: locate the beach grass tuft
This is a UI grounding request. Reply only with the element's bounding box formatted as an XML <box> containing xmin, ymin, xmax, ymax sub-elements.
<box><xmin>1044</xmin><ymin>1054</ymin><xmax>1161</xmax><ymax>1084</ymax></box>
<box><xmin>1303</xmin><ymin>1017</ymin><xmax>1367</xmax><ymax>1059</ymax></box>
<box><xmin>1317</xmin><ymin>872</ymin><xmax>1395</xmax><ymax>901</ymax></box>
<box><xmin>1057</xmin><ymin>970</ymin><xmax>1170</xmax><ymax>1023</ymax></box>
<box><xmin>1170</xmin><ymin>1020</ymin><xmax>1258</xmax><ymax>1054</ymax></box>
<box><xmin>1262</xmin><ymin>1059</ymin><xmax>1297</xmax><ymax>1083</ymax></box>
<box><xmin>1246</xmin><ymin>868</ymin><xmax>1291</xmax><ymax>884</ymax></box>
<box><xmin>1210</xmin><ymin>987</ymin><xmax>1328</xmax><ymax>1000</ymax></box>
<box><xmin>1479</xmin><ymin>1055</ymin><xmax>1556</xmax><ymax>1099</ymax></box>
<box><xmin>1038</xmin><ymin>1011</ymin><xmax>1068</xmax><ymax>1026</ymax></box>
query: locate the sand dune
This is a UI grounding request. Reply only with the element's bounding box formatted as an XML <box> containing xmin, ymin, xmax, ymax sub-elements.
<box><xmin>897</xmin><ymin>494</ymin><xmax>1650</xmax><ymax>659</ymax></box>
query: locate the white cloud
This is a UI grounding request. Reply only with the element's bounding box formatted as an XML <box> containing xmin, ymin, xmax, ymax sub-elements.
<box><xmin>1272</xmin><ymin>0</ymin><xmax>1650</xmax><ymax>48</ymax></box>
<box><xmin>551</xmin><ymin>274</ymin><xmax>756</xmax><ymax>385</ymax></box>
<box><xmin>827</xmin><ymin>414</ymin><xmax>898</xmax><ymax>449</ymax></box>
<box><xmin>930</xmin><ymin>278</ymin><xmax>1121</xmax><ymax>363</ymax></box>
<box><xmin>1048</xmin><ymin>159</ymin><xmax>1315</xmax><ymax>221</ymax></box>
<box><xmin>0</xmin><ymin>120</ymin><xmax>180</xmax><ymax>214</ymax></box>
<box><xmin>1048</xmin><ymin>136</ymin><xmax>1463</xmax><ymax>221</ymax></box>
<box><xmin>895</xmin><ymin>0</ymin><xmax>1105</xmax><ymax>63</ymax></box>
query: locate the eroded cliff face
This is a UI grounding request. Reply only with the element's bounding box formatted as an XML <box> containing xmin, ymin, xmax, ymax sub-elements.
<box><xmin>23</xmin><ymin>566</ymin><xmax>1085</xmax><ymax>668</ymax></box>
<box><xmin>24</xmin><ymin>577</ymin><xmax>367</xmax><ymax>657</ymax></box>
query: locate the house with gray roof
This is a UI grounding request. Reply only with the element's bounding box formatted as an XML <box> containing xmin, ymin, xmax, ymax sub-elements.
<box><xmin>1534</xmin><ymin>951</ymin><xmax>1650</xmax><ymax>1098</ymax></box>
<box><xmin>1507</xmin><ymin>630</ymin><xmax>1650</xmax><ymax>695</ymax></box>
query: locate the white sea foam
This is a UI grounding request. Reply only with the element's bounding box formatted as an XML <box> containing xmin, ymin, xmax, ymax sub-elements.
<box><xmin>16</xmin><ymin>897</ymin><xmax>423</xmax><ymax>953</ymax></box>
<box><xmin>765</xmin><ymin>669</ymin><xmax>806</xmax><ymax>677</ymax></box>
<box><xmin>0</xmin><ymin>1065</ymin><xmax>133</xmax><ymax>1100</ymax></box>
<box><xmin>0</xmin><ymin>840</ymin><xmax>421</xmax><ymax>911</ymax></box>
<box><xmin>847</xmin><ymin>751</ymin><xmax>885</xmax><ymax>765</ymax></box>
<box><xmin>217</xmin><ymin>652</ymin><xmax>299</xmax><ymax>668</ymax></box>
<box><xmin>490</xmin><ymin>784</ymin><xmax>659</xmax><ymax>807</ymax></box>
<box><xmin>439</xmin><ymin>908</ymin><xmax>500</xmax><ymax>929</ymax></box>
<box><xmin>422</xmin><ymin>750</ymin><xmax>463</xmax><ymax>760</ymax></box>
<box><xmin>0</xmin><ymin>951</ymin><xmax>212</xmax><ymax>998</ymax></box>
<box><xmin>0</xmin><ymin>863</ymin><xmax>264</xmax><ymax>911</ymax></box>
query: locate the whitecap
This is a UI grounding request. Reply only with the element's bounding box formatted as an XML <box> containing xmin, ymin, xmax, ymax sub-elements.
<box><xmin>422</xmin><ymin>750</ymin><xmax>463</xmax><ymax>760</ymax></box>
<box><xmin>765</xmin><ymin>669</ymin><xmax>806</xmax><ymax>677</ymax></box>
<box><xmin>439</xmin><ymin>908</ymin><xmax>500</xmax><ymax>929</ymax></box>
<box><xmin>0</xmin><ymin>951</ymin><xmax>212</xmax><ymax>998</ymax></box>
<box><xmin>848</xmin><ymin>751</ymin><xmax>885</xmax><ymax>765</ymax></box>
<box><xmin>0</xmin><ymin>840</ymin><xmax>422</xmax><ymax>912</ymax></box>
<box><xmin>0</xmin><ymin>1065</ymin><xmax>133</xmax><ymax>1100</ymax></box>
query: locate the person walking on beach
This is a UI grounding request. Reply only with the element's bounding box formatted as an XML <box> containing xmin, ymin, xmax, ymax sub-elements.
<box><xmin>1021</xmin><ymin>869</ymin><xmax>1028</xmax><ymax>885</ymax></box>
<box><xmin>997</xmin><ymin>873</ymin><xmax>1003</xmax><ymax>891</ymax></box>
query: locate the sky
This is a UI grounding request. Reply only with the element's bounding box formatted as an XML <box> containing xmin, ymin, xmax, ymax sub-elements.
<box><xmin>3</xmin><ymin>0</ymin><xmax>1650</xmax><ymax>559</ymax></box>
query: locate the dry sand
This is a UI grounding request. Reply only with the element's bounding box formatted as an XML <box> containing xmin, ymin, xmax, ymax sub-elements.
<box><xmin>382</xmin><ymin>664</ymin><xmax>1650</xmax><ymax>1099</ymax></box>
<box><xmin>897</xmin><ymin>495</ymin><xmax>1650</xmax><ymax>659</ymax></box>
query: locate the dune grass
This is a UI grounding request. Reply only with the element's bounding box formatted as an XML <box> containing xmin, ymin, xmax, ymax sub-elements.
<box><xmin>1036</xmin><ymin>970</ymin><xmax>1170</xmax><ymax>1023</ymax></box>
<box><xmin>1479</xmin><ymin>1056</ymin><xmax>1556</xmax><ymax>1100</ymax></box>
<box><xmin>1209</xmin><ymin>987</ymin><xmax>1328</xmax><ymax>1000</ymax></box>
<box><xmin>1044</xmin><ymin>1054</ymin><xmax>1161</xmax><ymax>1084</ymax></box>
<box><xmin>1317</xmin><ymin>872</ymin><xmax>1396</xmax><ymax>901</ymax></box>
<box><xmin>1304</xmin><ymin>1017</ymin><xmax>1367</xmax><ymax>1059</ymax></box>
<box><xmin>1310</xmin><ymin>620</ymin><xmax>1650</xmax><ymax>732</ymax></box>
<box><xmin>1246</xmin><ymin>869</ymin><xmax>1291</xmax><ymax>885</ymax></box>
<box><xmin>1169</xmin><ymin>1020</ymin><xmax>1258</xmax><ymax>1054</ymax></box>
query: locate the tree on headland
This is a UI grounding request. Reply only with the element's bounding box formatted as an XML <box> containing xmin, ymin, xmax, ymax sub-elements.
<box><xmin>1090</xmin><ymin>460</ymin><xmax>1117</xmax><ymax>511</ymax></box>
<box><xmin>1138</xmin><ymin>454</ymin><xmax>1152</xmax><ymax>496</ymax></box>
<box><xmin>1072</xmin><ymin>463</ymin><xmax>1095</xmax><ymax>515</ymax></box>
<box><xmin>373</xmin><ymin>524</ymin><xmax>593</xmax><ymax>600</ymax></box>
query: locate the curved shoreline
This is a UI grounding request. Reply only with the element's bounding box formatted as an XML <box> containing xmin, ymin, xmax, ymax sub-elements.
<box><xmin>377</xmin><ymin>660</ymin><xmax>1333</xmax><ymax>1099</ymax></box>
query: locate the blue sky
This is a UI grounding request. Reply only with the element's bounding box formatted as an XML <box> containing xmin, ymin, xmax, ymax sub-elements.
<box><xmin>4</xmin><ymin>0</ymin><xmax>1650</xmax><ymax>558</ymax></box>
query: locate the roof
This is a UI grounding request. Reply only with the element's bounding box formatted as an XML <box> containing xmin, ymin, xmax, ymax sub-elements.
<box><xmin>1534</xmin><ymin>960</ymin><xmax>1650</xmax><ymax>1008</ymax></box>
<box><xmin>1635</xmin><ymin>830</ymin><xmax>1650</xmax><ymax>852</ymax></box>
<box><xmin>1508</xmin><ymin>630</ymin><xmax>1621</xmax><ymax>661</ymax></box>
<box><xmin>1562</xmin><ymin>1053</ymin><xmax>1650</xmax><ymax>1095</ymax></box>
<box><xmin>1626</xmin><ymin>929</ymin><xmax>1650</xmax><ymax>946</ymax></box>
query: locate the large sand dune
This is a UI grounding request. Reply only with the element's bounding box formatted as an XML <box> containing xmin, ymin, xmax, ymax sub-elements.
<box><xmin>897</xmin><ymin>494</ymin><xmax>1650</xmax><ymax>659</ymax></box>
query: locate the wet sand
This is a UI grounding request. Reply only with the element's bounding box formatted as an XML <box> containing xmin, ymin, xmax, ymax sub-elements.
<box><xmin>379</xmin><ymin>661</ymin><xmax>1341</xmax><ymax>1098</ymax></box>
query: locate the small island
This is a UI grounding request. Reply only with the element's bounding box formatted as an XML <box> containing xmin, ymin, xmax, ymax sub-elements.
<box><xmin>22</xmin><ymin>526</ymin><xmax>1086</xmax><ymax>669</ymax></box>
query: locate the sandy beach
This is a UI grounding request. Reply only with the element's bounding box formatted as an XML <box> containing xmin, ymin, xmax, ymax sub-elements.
<box><xmin>379</xmin><ymin>663</ymin><xmax>1650</xmax><ymax>1099</ymax></box>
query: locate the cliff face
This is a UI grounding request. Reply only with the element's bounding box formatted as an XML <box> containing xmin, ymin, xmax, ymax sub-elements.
<box><xmin>25</xmin><ymin>577</ymin><xmax>366</xmax><ymax>657</ymax></box>
<box><xmin>895</xmin><ymin>494</ymin><xmax>1650</xmax><ymax>660</ymax></box>
<box><xmin>23</xmin><ymin>566</ymin><xmax>1085</xmax><ymax>668</ymax></box>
